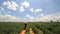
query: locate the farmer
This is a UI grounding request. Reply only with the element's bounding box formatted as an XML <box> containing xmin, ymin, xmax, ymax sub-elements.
<box><xmin>24</xmin><ymin>22</ymin><xmax>27</xmax><ymax>29</ymax></box>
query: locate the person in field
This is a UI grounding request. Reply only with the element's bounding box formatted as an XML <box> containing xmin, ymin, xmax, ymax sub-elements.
<box><xmin>24</xmin><ymin>22</ymin><xmax>27</xmax><ymax>29</ymax></box>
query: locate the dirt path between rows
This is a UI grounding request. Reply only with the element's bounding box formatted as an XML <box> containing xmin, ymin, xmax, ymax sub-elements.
<box><xmin>19</xmin><ymin>27</ymin><xmax>43</xmax><ymax>34</ymax></box>
<box><xmin>30</xmin><ymin>27</ymin><xmax>34</xmax><ymax>34</ymax></box>
<box><xmin>19</xmin><ymin>29</ymin><xmax>26</xmax><ymax>34</ymax></box>
<box><xmin>20</xmin><ymin>27</ymin><xmax>34</xmax><ymax>34</ymax></box>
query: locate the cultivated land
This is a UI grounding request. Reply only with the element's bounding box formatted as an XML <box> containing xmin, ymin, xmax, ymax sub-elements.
<box><xmin>0</xmin><ymin>22</ymin><xmax>60</xmax><ymax>34</ymax></box>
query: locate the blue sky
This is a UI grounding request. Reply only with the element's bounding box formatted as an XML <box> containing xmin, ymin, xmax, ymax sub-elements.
<box><xmin>0</xmin><ymin>0</ymin><xmax>60</xmax><ymax>22</ymax></box>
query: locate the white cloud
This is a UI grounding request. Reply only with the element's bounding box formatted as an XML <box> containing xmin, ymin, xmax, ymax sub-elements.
<box><xmin>21</xmin><ymin>1</ymin><xmax>29</xmax><ymax>8</ymax></box>
<box><xmin>26</xmin><ymin>14</ymin><xmax>34</xmax><ymax>20</ymax></box>
<box><xmin>35</xmin><ymin>9</ymin><xmax>42</xmax><ymax>12</ymax></box>
<box><xmin>19</xmin><ymin>6</ymin><xmax>25</xmax><ymax>12</ymax></box>
<box><xmin>39</xmin><ymin>13</ymin><xmax>60</xmax><ymax>22</ymax></box>
<box><xmin>30</xmin><ymin>8</ymin><xmax>42</xmax><ymax>12</ymax></box>
<box><xmin>30</xmin><ymin>8</ymin><xmax>34</xmax><ymax>12</ymax></box>
<box><xmin>26</xmin><ymin>14</ymin><xmax>31</xmax><ymax>18</ymax></box>
<box><xmin>40</xmin><ymin>14</ymin><xmax>44</xmax><ymax>16</ymax></box>
<box><xmin>3</xmin><ymin>1</ymin><xmax>10</xmax><ymax>6</ymax></box>
<box><xmin>0</xmin><ymin>14</ymin><xmax>21</xmax><ymax>22</ymax></box>
<box><xmin>38</xmin><ymin>14</ymin><xmax>44</xmax><ymax>17</ymax></box>
<box><xmin>3</xmin><ymin>1</ymin><xmax>18</xmax><ymax>11</ymax></box>
<box><xmin>26</xmin><ymin>14</ymin><xmax>35</xmax><ymax>22</ymax></box>
<box><xmin>0</xmin><ymin>14</ymin><xmax>36</xmax><ymax>22</ymax></box>
<box><xmin>0</xmin><ymin>6</ymin><xmax>4</xmax><ymax>11</ymax></box>
<box><xmin>0</xmin><ymin>12</ymin><xmax>60</xmax><ymax>22</ymax></box>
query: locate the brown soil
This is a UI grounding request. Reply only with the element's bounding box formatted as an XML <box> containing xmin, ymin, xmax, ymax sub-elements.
<box><xmin>19</xmin><ymin>29</ymin><xmax>26</xmax><ymax>34</ymax></box>
<box><xmin>20</xmin><ymin>27</ymin><xmax>44</xmax><ymax>34</ymax></box>
<box><xmin>30</xmin><ymin>27</ymin><xmax>34</xmax><ymax>34</ymax></box>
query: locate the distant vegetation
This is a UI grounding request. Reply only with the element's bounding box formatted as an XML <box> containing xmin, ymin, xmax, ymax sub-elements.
<box><xmin>0</xmin><ymin>22</ymin><xmax>60</xmax><ymax>34</ymax></box>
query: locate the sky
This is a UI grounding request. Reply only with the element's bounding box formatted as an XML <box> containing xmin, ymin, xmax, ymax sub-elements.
<box><xmin>0</xmin><ymin>0</ymin><xmax>60</xmax><ymax>22</ymax></box>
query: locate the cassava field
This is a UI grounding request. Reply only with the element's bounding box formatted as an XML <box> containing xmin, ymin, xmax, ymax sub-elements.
<box><xmin>0</xmin><ymin>22</ymin><xmax>60</xmax><ymax>34</ymax></box>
